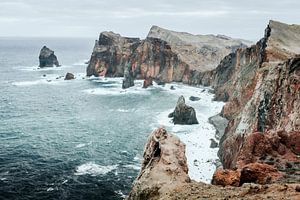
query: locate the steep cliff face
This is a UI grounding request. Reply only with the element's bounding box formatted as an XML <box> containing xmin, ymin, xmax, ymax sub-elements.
<box><xmin>128</xmin><ymin>128</ymin><xmax>190</xmax><ymax>200</ymax></box>
<box><xmin>211</xmin><ymin>20</ymin><xmax>300</xmax><ymax>184</ymax></box>
<box><xmin>86</xmin><ymin>26</ymin><xmax>250</xmax><ymax>84</ymax></box>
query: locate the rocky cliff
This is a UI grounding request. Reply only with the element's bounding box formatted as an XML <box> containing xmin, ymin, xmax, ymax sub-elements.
<box><xmin>128</xmin><ymin>20</ymin><xmax>300</xmax><ymax>199</ymax></box>
<box><xmin>128</xmin><ymin>129</ymin><xmax>300</xmax><ymax>200</ymax></box>
<box><xmin>209</xmin><ymin>20</ymin><xmax>300</xmax><ymax>185</ymax></box>
<box><xmin>86</xmin><ymin>26</ymin><xmax>250</xmax><ymax>84</ymax></box>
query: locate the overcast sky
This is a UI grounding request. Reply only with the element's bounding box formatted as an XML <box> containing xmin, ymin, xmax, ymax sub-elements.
<box><xmin>0</xmin><ymin>0</ymin><xmax>299</xmax><ymax>41</ymax></box>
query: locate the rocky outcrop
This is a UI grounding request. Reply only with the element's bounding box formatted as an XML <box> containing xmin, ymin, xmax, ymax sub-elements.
<box><xmin>39</xmin><ymin>46</ymin><xmax>60</xmax><ymax>67</ymax></box>
<box><xmin>122</xmin><ymin>63</ymin><xmax>134</xmax><ymax>89</ymax></box>
<box><xmin>209</xmin><ymin>20</ymin><xmax>300</xmax><ymax>185</ymax></box>
<box><xmin>128</xmin><ymin>128</ymin><xmax>190</xmax><ymax>200</ymax></box>
<box><xmin>128</xmin><ymin>128</ymin><xmax>300</xmax><ymax>200</ymax></box>
<box><xmin>208</xmin><ymin>114</ymin><xmax>229</xmax><ymax>140</ymax></box>
<box><xmin>168</xmin><ymin>96</ymin><xmax>198</xmax><ymax>125</ymax></box>
<box><xmin>142</xmin><ymin>77</ymin><xmax>153</xmax><ymax>88</ymax></box>
<box><xmin>64</xmin><ymin>72</ymin><xmax>75</xmax><ymax>80</ymax></box>
<box><xmin>86</xmin><ymin>26</ymin><xmax>250</xmax><ymax>84</ymax></box>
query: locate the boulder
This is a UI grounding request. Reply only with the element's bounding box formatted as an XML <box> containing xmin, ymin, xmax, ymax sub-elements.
<box><xmin>143</xmin><ymin>77</ymin><xmax>153</xmax><ymax>88</ymax></box>
<box><xmin>64</xmin><ymin>72</ymin><xmax>75</xmax><ymax>80</ymax></box>
<box><xmin>189</xmin><ymin>96</ymin><xmax>200</xmax><ymax>101</ymax></box>
<box><xmin>210</xmin><ymin>138</ymin><xmax>219</xmax><ymax>148</ymax></box>
<box><xmin>39</xmin><ymin>46</ymin><xmax>60</xmax><ymax>67</ymax></box>
<box><xmin>212</xmin><ymin>168</ymin><xmax>241</xmax><ymax>186</ymax></box>
<box><xmin>168</xmin><ymin>96</ymin><xmax>199</xmax><ymax>125</ymax></box>
<box><xmin>122</xmin><ymin>63</ymin><xmax>134</xmax><ymax>89</ymax></box>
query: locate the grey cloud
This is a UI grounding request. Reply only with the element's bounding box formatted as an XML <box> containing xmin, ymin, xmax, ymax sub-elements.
<box><xmin>0</xmin><ymin>0</ymin><xmax>299</xmax><ymax>41</ymax></box>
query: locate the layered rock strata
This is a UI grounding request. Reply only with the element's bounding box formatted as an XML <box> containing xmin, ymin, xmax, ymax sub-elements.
<box><xmin>210</xmin><ymin>20</ymin><xmax>300</xmax><ymax>185</ymax></box>
<box><xmin>39</xmin><ymin>46</ymin><xmax>60</xmax><ymax>67</ymax></box>
<box><xmin>86</xmin><ymin>26</ymin><xmax>250</xmax><ymax>84</ymax></box>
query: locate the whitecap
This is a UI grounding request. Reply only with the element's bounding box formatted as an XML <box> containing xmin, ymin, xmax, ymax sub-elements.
<box><xmin>75</xmin><ymin>143</ymin><xmax>86</xmax><ymax>148</ymax></box>
<box><xmin>47</xmin><ymin>187</ymin><xmax>54</xmax><ymax>192</ymax></box>
<box><xmin>115</xmin><ymin>190</ymin><xmax>127</xmax><ymax>199</ymax></box>
<box><xmin>74</xmin><ymin>162</ymin><xmax>118</xmax><ymax>176</ymax></box>
<box><xmin>124</xmin><ymin>164</ymin><xmax>141</xmax><ymax>171</ymax></box>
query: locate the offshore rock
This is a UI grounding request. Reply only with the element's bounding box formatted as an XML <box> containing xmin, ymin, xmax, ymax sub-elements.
<box><xmin>189</xmin><ymin>96</ymin><xmax>200</xmax><ymax>101</ymax></box>
<box><xmin>87</xmin><ymin>26</ymin><xmax>250</xmax><ymax>84</ymax></box>
<box><xmin>39</xmin><ymin>46</ymin><xmax>60</xmax><ymax>67</ymax></box>
<box><xmin>128</xmin><ymin>128</ymin><xmax>190</xmax><ymax>200</ymax></box>
<box><xmin>122</xmin><ymin>63</ymin><xmax>134</xmax><ymax>89</ymax></box>
<box><xmin>168</xmin><ymin>96</ymin><xmax>198</xmax><ymax>125</ymax></box>
<box><xmin>209</xmin><ymin>20</ymin><xmax>300</xmax><ymax>184</ymax></box>
<box><xmin>64</xmin><ymin>72</ymin><xmax>75</xmax><ymax>80</ymax></box>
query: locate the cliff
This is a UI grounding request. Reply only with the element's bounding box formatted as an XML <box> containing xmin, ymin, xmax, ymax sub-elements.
<box><xmin>128</xmin><ymin>129</ymin><xmax>300</xmax><ymax>200</ymax></box>
<box><xmin>86</xmin><ymin>26</ymin><xmax>250</xmax><ymax>84</ymax></box>
<box><xmin>210</xmin><ymin>20</ymin><xmax>300</xmax><ymax>184</ymax></box>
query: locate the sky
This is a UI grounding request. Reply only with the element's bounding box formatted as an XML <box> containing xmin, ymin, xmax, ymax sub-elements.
<box><xmin>0</xmin><ymin>0</ymin><xmax>299</xmax><ymax>41</ymax></box>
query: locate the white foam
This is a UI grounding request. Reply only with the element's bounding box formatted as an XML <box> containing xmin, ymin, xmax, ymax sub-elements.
<box><xmin>75</xmin><ymin>143</ymin><xmax>86</xmax><ymax>148</ymax></box>
<box><xmin>47</xmin><ymin>187</ymin><xmax>54</xmax><ymax>192</ymax></box>
<box><xmin>115</xmin><ymin>190</ymin><xmax>127</xmax><ymax>199</ymax></box>
<box><xmin>154</xmin><ymin>83</ymin><xmax>224</xmax><ymax>183</ymax></box>
<box><xmin>124</xmin><ymin>164</ymin><xmax>141</xmax><ymax>171</ymax></box>
<box><xmin>16</xmin><ymin>65</ymin><xmax>71</xmax><ymax>72</ymax></box>
<box><xmin>74</xmin><ymin>162</ymin><xmax>118</xmax><ymax>176</ymax></box>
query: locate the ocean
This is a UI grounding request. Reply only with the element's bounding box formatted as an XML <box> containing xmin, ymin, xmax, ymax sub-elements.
<box><xmin>0</xmin><ymin>37</ymin><xmax>223</xmax><ymax>200</ymax></box>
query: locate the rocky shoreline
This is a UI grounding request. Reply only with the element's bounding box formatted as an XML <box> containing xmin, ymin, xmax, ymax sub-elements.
<box><xmin>126</xmin><ymin>20</ymin><xmax>299</xmax><ymax>199</ymax></box>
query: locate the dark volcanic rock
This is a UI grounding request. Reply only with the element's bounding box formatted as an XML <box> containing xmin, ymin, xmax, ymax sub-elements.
<box><xmin>143</xmin><ymin>77</ymin><xmax>153</xmax><ymax>88</ymax></box>
<box><xmin>64</xmin><ymin>72</ymin><xmax>75</xmax><ymax>80</ymax></box>
<box><xmin>122</xmin><ymin>63</ymin><xmax>134</xmax><ymax>89</ymax></box>
<box><xmin>210</xmin><ymin>139</ymin><xmax>219</xmax><ymax>148</ymax></box>
<box><xmin>39</xmin><ymin>46</ymin><xmax>60</xmax><ymax>67</ymax></box>
<box><xmin>169</xmin><ymin>96</ymin><xmax>198</xmax><ymax>125</ymax></box>
<box><xmin>189</xmin><ymin>96</ymin><xmax>200</xmax><ymax>101</ymax></box>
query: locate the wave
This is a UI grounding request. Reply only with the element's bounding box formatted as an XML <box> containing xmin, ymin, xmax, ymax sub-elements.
<box><xmin>74</xmin><ymin>162</ymin><xmax>118</xmax><ymax>176</ymax></box>
<box><xmin>15</xmin><ymin>65</ymin><xmax>72</xmax><ymax>72</ymax></box>
<box><xmin>124</xmin><ymin>164</ymin><xmax>140</xmax><ymax>171</ymax></box>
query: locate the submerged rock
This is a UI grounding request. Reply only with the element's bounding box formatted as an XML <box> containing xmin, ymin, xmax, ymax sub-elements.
<box><xmin>168</xmin><ymin>96</ymin><xmax>198</xmax><ymax>125</ymax></box>
<box><xmin>122</xmin><ymin>63</ymin><xmax>134</xmax><ymax>89</ymax></box>
<box><xmin>128</xmin><ymin>128</ymin><xmax>190</xmax><ymax>200</ymax></box>
<box><xmin>189</xmin><ymin>96</ymin><xmax>200</xmax><ymax>101</ymax></box>
<box><xmin>39</xmin><ymin>46</ymin><xmax>60</xmax><ymax>67</ymax></box>
<box><xmin>64</xmin><ymin>72</ymin><xmax>75</xmax><ymax>80</ymax></box>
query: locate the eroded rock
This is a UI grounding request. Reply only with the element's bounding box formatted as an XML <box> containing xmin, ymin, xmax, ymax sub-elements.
<box><xmin>128</xmin><ymin>128</ymin><xmax>190</xmax><ymax>200</ymax></box>
<box><xmin>39</xmin><ymin>46</ymin><xmax>60</xmax><ymax>67</ymax></box>
<box><xmin>168</xmin><ymin>96</ymin><xmax>198</xmax><ymax>125</ymax></box>
<box><xmin>64</xmin><ymin>72</ymin><xmax>75</xmax><ymax>80</ymax></box>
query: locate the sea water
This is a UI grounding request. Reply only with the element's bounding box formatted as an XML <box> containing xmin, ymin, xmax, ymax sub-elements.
<box><xmin>0</xmin><ymin>38</ymin><xmax>223</xmax><ymax>200</ymax></box>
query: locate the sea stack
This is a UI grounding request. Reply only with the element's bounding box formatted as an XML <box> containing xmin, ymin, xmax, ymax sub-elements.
<box><xmin>122</xmin><ymin>63</ymin><xmax>134</xmax><ymax>89</ymax></box>
<box><xmin>39</xmin><ymin>46</ymin><xmax>60</xmax><ymax>68</ymax></box>
<box><xmin>168</xmin><ymin>96</ymin><xmax>199</xmax><ymax>125</ymax></box>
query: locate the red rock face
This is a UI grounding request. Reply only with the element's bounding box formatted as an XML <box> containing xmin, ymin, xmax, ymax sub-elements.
<box><xmin>86</xmin><ymin>27</ymin><xmax>250</xmax><ymax>84</ymax></box>
<box><xmin>211</xmin><ymin>20</ymin><xmax>300</xmax><ymax>185</ymax></box>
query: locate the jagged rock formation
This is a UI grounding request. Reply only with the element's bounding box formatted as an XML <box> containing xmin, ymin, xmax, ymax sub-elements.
<box><xmin>86</xmin><ymin>26</ymin><xmax>250</xmax><ymax>84</ymax></box>
<box><xmin>122</xmin><ymin>63</ymin><xmax>134</xmax><ymax>89</ymax></box>
<box><xmin>168</xmin><ymin>96</ymin><xmax>199</xmax><ymax>125</ymax></box>
<box><xmin>64</xmin><ymin>72</ymin><xmax>75</xmax><ymax>80</ymax></box>
<box><xmin>209</xmin><ymin>20</ymin><xmax>300</xmax><ymax>185</ymax></box>
<box><xmin>39</xmin><ymin>46</ymin><xmax>60</xmax><ymax>67</ymax></box>
<box><xmin>128</xmin><ymin>129</ymin><xmax>300</xmax><ymax>200</ymax></box>
<box><xmin>128</xmin><ymin>128</ymin><xmax>190</xmax><ymax>200</ymax></box>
